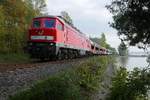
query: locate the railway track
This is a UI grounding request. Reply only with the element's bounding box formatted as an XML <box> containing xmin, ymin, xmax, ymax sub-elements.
<box><xmin>0</xmin><ymin>58</ymin><xmax>88</xmax><ymax>73</ymax></box>
<box><xmin>0</xmin><ymin>57</ymin><xmax>90</xmax><ymax>100</ymax></box>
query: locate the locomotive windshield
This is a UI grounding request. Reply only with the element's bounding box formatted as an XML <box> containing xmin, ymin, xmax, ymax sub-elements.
<box><xmin>45</xmin><ymin>19</ymin><xmax>55</xmax><ymax>28</ymax></box>
<box><xmin>33</xmin><ymin>20</ymin><xmax>41</xmax><ymax>28</ymax></box>
<box><xmin>33</xmin><ymin>19</ymin><xmax>55</xmax><ymax>28</ymax></box>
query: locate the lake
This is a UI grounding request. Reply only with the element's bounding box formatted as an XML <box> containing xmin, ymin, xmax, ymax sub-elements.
<box><xmin>117</xmin><ymin>56</ymin><xmax>149</xmax><ymax>70</ymax></box>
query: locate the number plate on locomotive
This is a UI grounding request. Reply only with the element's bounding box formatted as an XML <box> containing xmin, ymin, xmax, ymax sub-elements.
<box><xmin>31</xmin><ymin>36</ymin><xmax>54</xmax><ymax>40</ymax></box>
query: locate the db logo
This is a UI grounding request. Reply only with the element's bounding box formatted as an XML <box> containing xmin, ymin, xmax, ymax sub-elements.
<box><xmin>38</xmin><ymin>30</ymin><xmax>44</xmax><ymax>35</ymax></box>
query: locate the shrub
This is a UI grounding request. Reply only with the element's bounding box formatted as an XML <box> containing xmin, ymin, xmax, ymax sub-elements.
<box><xmin>9</xmin><ymin>73</ymin><xmax>82</xmax><ymax>100</ymax></box>
<box><xmin>76</xmin><ymin>58</ymin><xmax>102</xmax><ymax>92</ymax></box>
<box><xmin>107</xmin><ymin>67</ymin><xmax>150</xmax><ymax>100</ymax></box>
<box><xmin>9</xmin><ymin>56</ymin><xmax>111</xmax><ymax>100</ymax></box>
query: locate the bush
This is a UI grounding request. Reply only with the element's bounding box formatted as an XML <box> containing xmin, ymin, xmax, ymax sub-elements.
<box><xmin>9</xmin><ymin>56</ymin><xmax>112</xmax><ymax>100</ymax></box>
<box><xmin>107</xmin><ymin>67</ymin><xmax>150</xmax><ymax>100</ymax></box>
<box><xmin>10</xmin><ymin>73</ymin><xmax>82</xmax><ymax>100</ymax></box>
<box><xmin>75</xmin><ymin>57</ymin><xmax>106</xmax><ymax>92</ymax></box>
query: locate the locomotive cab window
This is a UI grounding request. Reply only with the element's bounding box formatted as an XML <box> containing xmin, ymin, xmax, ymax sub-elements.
<box><xmin>57</xmin><ymin>20</ymin><xmax>64</xmax><ymax>31</ymax></box>
<box><xmin>45</xmin><ymin>19</ymin><xmax>55</xmax><ymax>28</ymax></box>
<box><xmin>33</xmin><ymin>20</ymin><xmax>41</xmax><ymax>28</ymax></box>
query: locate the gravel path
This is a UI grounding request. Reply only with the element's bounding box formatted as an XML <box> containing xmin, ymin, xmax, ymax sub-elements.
<box><xmin>92</xmin><ymin>63</ymin><xmax>117</xmax><ymax>100</ymax></box>
<box><xmin>0</xmin><ymin>59</ymin><xmax>85</xmax><ymax>100</ymax></box>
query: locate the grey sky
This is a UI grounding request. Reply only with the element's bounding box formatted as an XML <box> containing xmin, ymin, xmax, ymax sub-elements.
<box><xmin>46</xmin><ymin>0</ymin><xmax>144</xmax><ymax>52</ymax></box>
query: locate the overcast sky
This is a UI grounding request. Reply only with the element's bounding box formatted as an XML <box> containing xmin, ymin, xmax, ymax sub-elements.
<box><xmin>46</xmin><ymin>0</ymin><xmax>144</xmax><ymax>52</ymax></box>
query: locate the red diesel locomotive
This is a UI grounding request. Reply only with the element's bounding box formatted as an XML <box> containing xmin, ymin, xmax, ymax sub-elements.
<box><xmin>27</xmin><ymin>15</ymin><xmax>106</xmax><ymax>60</ymax></box>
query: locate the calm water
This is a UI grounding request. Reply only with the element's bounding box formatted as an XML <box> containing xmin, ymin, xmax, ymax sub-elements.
<box><xmin>117</xmin><ymin>56</ymin><xmax>149</xmax><ymax>70</ymax></box>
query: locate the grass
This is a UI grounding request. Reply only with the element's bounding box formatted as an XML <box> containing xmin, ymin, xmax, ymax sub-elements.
<box><xmin>9</xmin><ymin>56</ymin><xmax>114</xmax><ymax>100</ymax></box>
<box><xmin>0</xmin><ymin>53</ymin><xmax>31</xmax><ymax>63</ymax></box>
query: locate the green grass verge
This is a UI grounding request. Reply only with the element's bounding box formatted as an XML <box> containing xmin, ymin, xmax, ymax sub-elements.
<box><xmin>9</xmin><ymin>56</ymin><xmax>114</xmax><ymax>100</ymax></box>
<box><xmin>0</xmin><ymin>53</ymin><xmax>31</xmax><ymax>63</ymax></box>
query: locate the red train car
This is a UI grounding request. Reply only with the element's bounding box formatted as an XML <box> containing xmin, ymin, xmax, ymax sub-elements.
<box><xmin>27</xmin><ymin>15</ymin><xmax>92</xmax><ymax>60</ymax></box>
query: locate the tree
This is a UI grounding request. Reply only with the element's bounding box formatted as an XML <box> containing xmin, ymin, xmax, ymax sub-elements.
<box><xmin>90</xmin><ymin>37</ymin><xmax>101</xmax><ymax>45</ymax></box>
<box><xmin>0</xmin><ymin>0</ymin><xmax>27</xmax><ymax>53</ymax></box>
<box><xmin>118</xmin><ymin>41</ymin><xmax>128</xmax><ymax>56</ymax></box>
<box><xmin>25</xmin><ymin>0</ymin><xmax>47</xmax><ymax>16</ymax></box>
<box><xmin>0</xmin><ymin>5</ymin><xmax>6</xmax><ymax>53</ymax></box>
<box><xmin>106</xmin><ymin>0</ymin><xmax>150</xmax><ymax>48</ymax></box>
<box><xmin>90</xmin><ymin>33</ymin><xmax>107</xmax><ymax>47</ymax></box>
<box><xmin>100</xmin><ymin>33</ymin><xmax>107</xmax><ymax>47</ymax></box>
<box><xmin>61</xmin><ymin>11</ymin><xmax>73</xmax><ymax>25</ymax></box>
<box><xmin>0</xmin><ymin>0</ymin><xmax>47</xmax><ymax>53</ymax></box>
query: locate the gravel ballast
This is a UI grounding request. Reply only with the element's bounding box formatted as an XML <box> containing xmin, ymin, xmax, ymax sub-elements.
<box><xmin>0</xmin><ymin>59</ymin><xmax>84</xmax><ymax>100</ymax></box>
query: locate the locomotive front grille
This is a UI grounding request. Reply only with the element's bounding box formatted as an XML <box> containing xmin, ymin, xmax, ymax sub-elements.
<box><xmin>28</xmin><ymin>42</ymin><xmax>56</xmax><ymax>58</ymax></box>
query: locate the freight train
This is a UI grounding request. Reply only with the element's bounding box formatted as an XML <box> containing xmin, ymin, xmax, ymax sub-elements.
<box><xmin>27</xmin><ymin>15</ymin><xmax>109</xmax><ymax>60</ymax></box>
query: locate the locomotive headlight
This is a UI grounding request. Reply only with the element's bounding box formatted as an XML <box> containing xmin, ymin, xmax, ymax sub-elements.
<box><xmin>50</xmin><ymin>43</ymin><xmax>54</xmax><ymax>46</ymax></box>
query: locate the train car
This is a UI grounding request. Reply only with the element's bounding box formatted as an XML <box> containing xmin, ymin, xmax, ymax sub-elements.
<box><xmin>94</xmin><ymin>43</ymin><xmax>102</xmax><ymax>55</ymax></box>
<box><xmin>89</xmin><ymin>41</ymin><xmax>108</xmax><ymax>55</ymax></box>
<box><xmin>100</xmin><ymin>47</ymin><xmax>107</xmax><ymax>55</ymax></box>
<box><xmin>27</xmin><ymin>15</ymin><xmax>91</xmax><ymax>60</ymax></box>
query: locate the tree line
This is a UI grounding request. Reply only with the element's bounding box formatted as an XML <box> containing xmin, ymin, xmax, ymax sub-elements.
<box><xmin>0</xmin><ymin>0</ymin><xmax>47</xmax><ymax>54</ymax></box>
